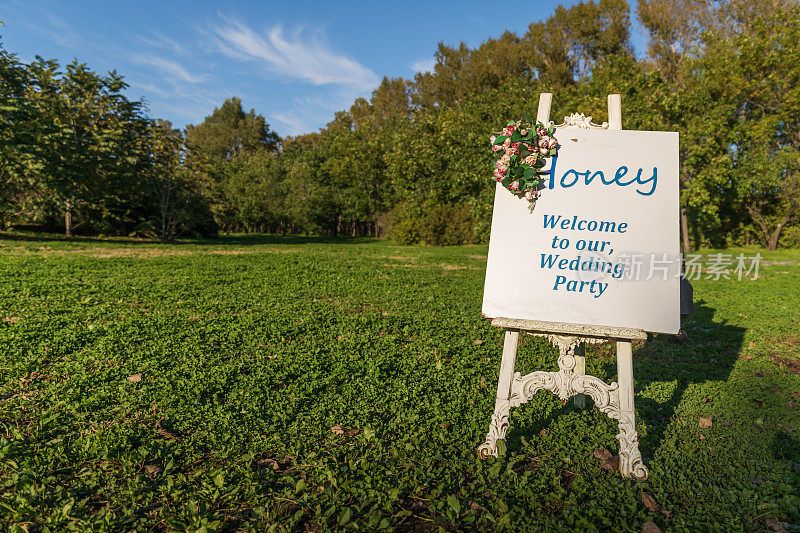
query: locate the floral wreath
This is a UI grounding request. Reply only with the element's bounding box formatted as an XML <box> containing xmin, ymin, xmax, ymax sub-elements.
<box><xmin>490</xmin><ymin>114</ymin><xmax>558</xmax><ymax>201</ymax></box>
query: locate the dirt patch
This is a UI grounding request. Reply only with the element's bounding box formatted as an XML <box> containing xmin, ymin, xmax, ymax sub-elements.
<box><xmin>440</xmin><ymin>264</ymin><xmax>479</xmax><ymax>270</ymax></box>
<box><xmin>773</xmin><ymin>356</ymin><xmax>800</xmax><ymax>374</ymax></box>
<box><xmin>2</xmin><ymin>246</ymin><xmax>301</xmax><ymax>259</ymax></box>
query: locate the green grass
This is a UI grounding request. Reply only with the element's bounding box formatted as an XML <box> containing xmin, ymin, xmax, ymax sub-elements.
<box><xmin>1</xmin><ymin>232</ymin><xmax>799</xmax><ymax>531</ymax></box>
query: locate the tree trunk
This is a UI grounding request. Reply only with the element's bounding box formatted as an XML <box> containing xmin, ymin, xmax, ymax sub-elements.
<box><xmin>680</xmin><ymin>206</ymin><xmax>690</xmax><ymax>256</ymax></box>
<box><xmin>65</xmin><ymin>199</ymin><xmax>72</xmax><ymax>236</ymax></box>
<box><xmin>746</xmin><ymin>204</ymin><xmax>795</xmax><ymax>251</ymax></box>
<box><xmin>767</xmin><ymin>214</ymin><xmax>793</xmax><ymax>251</ymax></box>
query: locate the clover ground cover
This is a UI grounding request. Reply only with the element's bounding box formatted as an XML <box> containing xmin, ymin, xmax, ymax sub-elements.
<box><xmin>1</xmin><ymin>234</ymin><xmax>799</xmax><ymax>531</ymax></box>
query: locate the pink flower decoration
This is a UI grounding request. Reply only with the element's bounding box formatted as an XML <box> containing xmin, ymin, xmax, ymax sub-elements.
<box><xmin>493</xmin><ymin>168</ymin><xmax>506</xmax><ymax>180</ymax></box>
<box><xmin>510</xmin><ymin>181</ymin><xmax>520</xmax><ymax>191</ymax></box>
<box><xmin>492</xmin><ymin>144</ymin><xmax>502</xmax><ymax>152</ymax></box>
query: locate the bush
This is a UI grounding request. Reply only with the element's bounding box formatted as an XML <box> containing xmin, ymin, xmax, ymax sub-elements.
<box><xmin>389</xmin><ymin>203</ymin><xmax>475</xmax><ymax>246</ymax></box>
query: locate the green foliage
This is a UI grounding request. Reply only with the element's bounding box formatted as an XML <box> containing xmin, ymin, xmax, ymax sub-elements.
<box><xmin>3</xmin><ymin>1</ymin><xmax>800</xmax><ymax>247</ymax></box>
<box><xmin>389</xmin><ymin>203</ymin><xmax>476</xmax><ymax>246</ymax></box>
<box><xmin>185</xmin><ymin>97</ymin><xmax>280</xmax><ymax>161</ymax></box>
<box><xmin>1</xmin><ymin>234</ymin><xmax>799</xmax><ymax>530</ymax></box>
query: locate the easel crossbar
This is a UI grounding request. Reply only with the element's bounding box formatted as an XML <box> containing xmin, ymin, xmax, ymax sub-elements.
<box><xmin>490</xmin><ymin>317</ymin><xmax>646</xmax><ymax>341</ymax></box>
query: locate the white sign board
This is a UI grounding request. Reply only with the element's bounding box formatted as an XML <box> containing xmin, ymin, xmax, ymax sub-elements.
<box><xmin>482</xmin><ymin>129</ymin><xmax>680</xmax><ymax>334</ymax></box>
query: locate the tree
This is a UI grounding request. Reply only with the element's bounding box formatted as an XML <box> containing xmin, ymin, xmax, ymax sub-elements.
<box><xmin>185</xmin><ymin>97</ymin><xmax>280</xmax><ymax>161</ymax></box>
<box><xmin>23</xmin><ymin>58</ymin><xmax>150</xmax><ymax>235</ymax></box>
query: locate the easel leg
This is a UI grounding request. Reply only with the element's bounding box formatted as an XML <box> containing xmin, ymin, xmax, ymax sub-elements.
<box><xmin>478</xmin><ymin>329</ymin><xmax>519</xmax><ymax>458</ymax></box>
<box><xmin>615</xmin><ymin>340</ymin><xmax>648</xmax><ymax>480</ymax></box>
<box><xmin>573</xmin><ymin>342</ymin><xmax>586</xmax><ymax>408</ymax></box>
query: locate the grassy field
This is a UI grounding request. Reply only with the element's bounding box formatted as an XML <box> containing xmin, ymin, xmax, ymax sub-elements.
<box><xmin>1</xmin><ymin>232</ymin><xmax>799</xmax><ymax>532</ymax></box>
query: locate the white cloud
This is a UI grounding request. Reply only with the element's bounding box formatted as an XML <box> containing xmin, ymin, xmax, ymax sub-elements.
<box><xmin>210</xmin><ymin>17</ymin><xmax>378</xmax><ymax>91</ymax></box>
<box><xmin>410</xmin><ymin>56</ymin><xmax>436</xmax><ymax>74</ymax></box>
<box><xmin>138</xmin><ymin>32</ymin><xmax>186</xmax><ymax>56</ymax></box>
<box><xmin>130</xmin><ymin>54</ymin><xmax>208</xmax><ymax>84</ymax></box>
<box><xmin>271</xmin><ymin>112</ymin><xmax>314</xmax><ymax>137</ymax></box>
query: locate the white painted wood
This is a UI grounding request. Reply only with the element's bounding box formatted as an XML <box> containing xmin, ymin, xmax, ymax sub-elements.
<box><xmin>477</xmin><ymin>329</ymin><xmax>519</xmax><ymax>458</ymax></box>
<box><xmin>608</xmin><ymin>94</ymin><xmax>622</xmax><ymax>130</ymax></box>
<box><xmin>489</xmin><ymin>318</ymin><xmax>646</xmax><ymax>340</ymax></box>
<box><xmin>573</xmin><ymin>343</ymin><xmax>586</xmax><ymax>408</ymax></box>
<box><xmin>536</xmin><ymin>93</ymin><xmax>552</xmax><ymax>124</ymax></box>
<box><xmin>615</xmin><ymin>340</ymin><xmax>647</xmax><ymax>479</ymax></box>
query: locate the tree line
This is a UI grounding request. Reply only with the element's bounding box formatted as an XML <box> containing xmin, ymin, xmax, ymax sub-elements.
<box><xmin>2</xmin><ymin>0</ymin><xmax>799</xmax><ymax>250</ymax></box>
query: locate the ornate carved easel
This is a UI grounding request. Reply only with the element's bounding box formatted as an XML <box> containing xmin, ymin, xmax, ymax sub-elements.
<box><xmin>477</xmin><ymin>93</ymin><xmax>649</xmax><ymax>481</ymax></box>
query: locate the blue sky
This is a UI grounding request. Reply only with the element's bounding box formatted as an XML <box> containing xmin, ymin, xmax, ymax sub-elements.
<box><xmin>0</xmin><ymin>0</ymin><xmax>647</xmax><ymax>137</ymax></box>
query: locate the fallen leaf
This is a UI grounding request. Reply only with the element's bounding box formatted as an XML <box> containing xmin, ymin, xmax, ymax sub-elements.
<box><xmin>470</xmin><ymin>501</ymin><xmax>481</xmax><ymax>511</ymax></box>
<box><xmin>144</xmin><ymin>464</ymin><xmax>161</xmax><ymax>475</ymax></box>
<box><xmin>642</xmin><ymin>519</ymin><xmax>662</xmax><ymax>533</ymax></box>
<box><xmin>766</xmin><ymin>518</ymin><xmax>789</xmax><ymax>532</ymax></box>
<box><xmin>701</xmin><ymin>397</ymin><xmax>711</xmax><ymax>403</ymax></box>
<box><xmin>788</xmin><ymin>401</ymin><xmax>797</xmax><ymax>409</ymax></box>
<box><xmin>346</xmin><ymin>428</ymin><xmax>359</xmax><ymax>437</ymax></box>
<box><xmin>755</xmin><ymin>371</ymin><xmax>764</xmax><ymax>377</ymax></box>
<box><xmin>258</xmin><ymin>458</ymin><xmax>280</xmax><ymax>471</ymax></box>
<box><xmin>479</xmin><ymin>377</ymin><xmax>487</xmax><ymax>389</ymax></box>
<box><xmin>440</xmin><ymin>423</ymin><xmax>452</xmax><ymax>429</ymax></box>
<box><xmin>699</xmin><ymin>417</ymin><xmax>712</xmax><ymax>428</ymax></box>
<box><xmin>127</xmin><ymin>373</ymin><xmax>142</xmax><ymax>382</ymax></box>
<box><xmin>720</xmin><ymin>420</ymin><xmax>731</xmax><ymax>427</ymax></box>
<box><xmin>642</xmin><ymin>493</ymin><xmax>660</xmax><ymax>512</ymax></box>
<box><xmin>3</xmin><ymin>316</ymin><xmax>19</xmax><ymax>323</ymax></box>
<box><xmin>473</xmin><ymin>339</ymin><xmax>483</xmax><ymax>345</ymax></box>
<box><xmin>539</xmin><ymin>429</ymin><xmax>547</xmax><ymax>437</ymax></box>
<box><xmin>593</xmin><ymin>448</ymin><xmax>619</xmax><ymax>472</ymax></box>
<box><xmin>740</xmin><ymin>314</ymin><xmax>748</xmax><ymax>319</ymax></box>
<box><xmin>749</xmin><ymin>341</ymin><xmax>756</xmax><ymax>347</ymax></box>
<box><xmin>777</xmin><ymin>423</ymin><xmax>796</xmax><ymax>433</ymax></box>
<box><xmin>331</xmin><ymin>425</ymin><xmax>345</xmax><ymax>435</ymax></box>
<box><xmin>155</xmin><ymin>420</ymin><xmax>180</xmax><ymax>440</ymax></box>
<box><xmin>642</xmin><ymin>493</ymin><xmax>671</xmax><ymax>517</ymax></box>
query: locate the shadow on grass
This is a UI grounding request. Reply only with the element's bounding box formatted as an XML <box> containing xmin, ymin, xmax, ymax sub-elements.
<box><xmin>501</xmin><ymin>301</ymin><xmax>746</xmax><ymax>464</ymax></box>
<box><xmin>634</xmin><ymin>300</ymin><xmax>745</xmax><ymax>460</ymax></box>
<box><xmin>0</xmin><ymin>231</ymin><xmax>379</xmax><ymax>247</ymax></box>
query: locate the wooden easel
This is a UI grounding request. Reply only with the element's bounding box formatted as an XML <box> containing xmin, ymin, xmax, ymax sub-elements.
<box><xmin>477</xmin><ymin>93</ymin><xmax>649</xmax><ymax>481</ymax></box>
